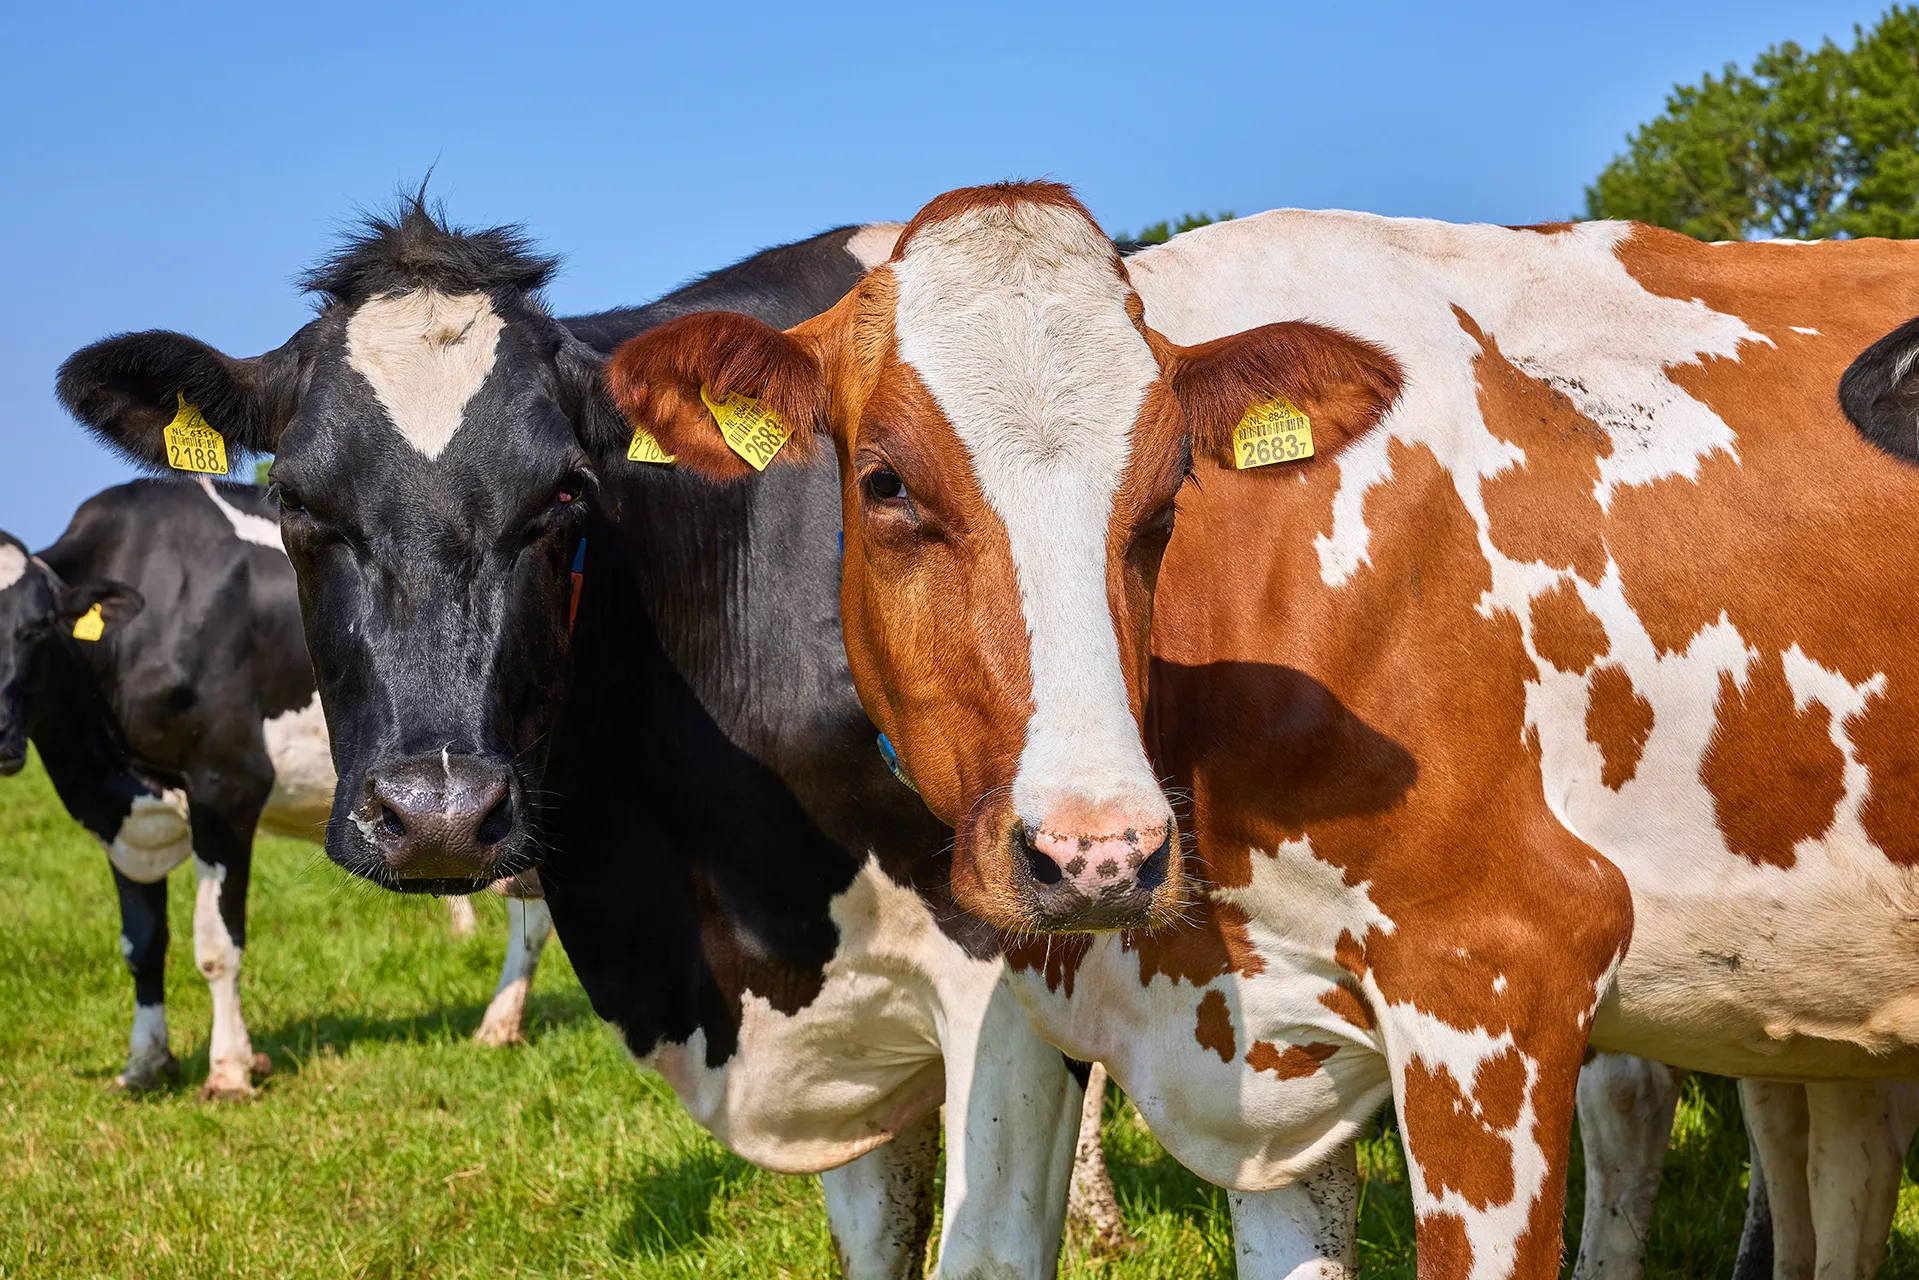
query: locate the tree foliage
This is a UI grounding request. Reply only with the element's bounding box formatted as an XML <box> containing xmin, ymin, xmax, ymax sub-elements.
<box><xmin>1115</xmin><ymin>210</ymin><xmax>1235</xmax><ymax>245</ymax></box>
<box><xmin>1586</xmin><ymin>5</ymin><xmax>1919</xmax><ymax>239</ymax></box>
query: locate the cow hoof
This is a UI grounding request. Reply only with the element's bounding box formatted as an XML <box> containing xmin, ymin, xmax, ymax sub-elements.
<box><xmin>250</xmin><ymin>1052</ymin><xmax>274</xmax><ymax>1079</ymax></box>
<box><xmin>199</xmin><ymin>1062</ymin><xmax>258</xmax><ymax>1101</ymax></box>
<box><xmin>472</xmin><ymin>1020</ymin><xmax>524</xmax><ymax>1049</ymax></box>
<box><xmin>112</xmin><ymin>1052</ymin><xmax>180</xmax><ymax>1092</ymax></box>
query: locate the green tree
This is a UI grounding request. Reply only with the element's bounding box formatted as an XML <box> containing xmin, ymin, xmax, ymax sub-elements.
<box><xmin>1586</xmin><ymin>5</ymin><xmax>1919</xmax><ymax>239</ymax></box>
<box><xmin>1115</xmin><ymin>210</ymin><xmax>1235</xmax><ymax>245</ymax></box>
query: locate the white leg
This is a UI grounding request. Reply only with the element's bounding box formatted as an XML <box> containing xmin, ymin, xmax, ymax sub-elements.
<box><xmin>1571</xmin><ymin>1053</ymin><xmax>1687</xmax><ymax>1279</ymax></box>
<box><xmin>1066</xmin><ymin>1062</ymin><xmax>1133</xmax><ymax>1256</ymax></box>
<box><xmin>1804</xmin><ymin>1079</ymin><xmax>1919</xmax><ymax>1280</ymax></box>
<box><xmin>1228</xmin><ymin>1140</ymin><xmax>1359</xmax><ymax>1279</ymax></box>
<box><xmin>933</xmin><ymin>973</ymin><xmax>1081</xmax><ymax>1279</ymax></box>
<box><xmin>820</xmin><ymin>1108</ymin><xmax>940</xmax><ymax>1280</ymax></box>
<box><xmin>193</xmin><ymin>858</ymin><xmax>256</xmax><ymax>1099</ymax></box>
<box><xmin>1741</xmin><ymin>1079</ymin><xmax>1814</xmax><ymax>1280</ymax></box>
<box><xmin>445</xmin><ymin>895</ymin><xmax>478</xmax><ymax>939</ymax></box>
<box><xmin>474</xmin><ymin>896</ymin><xmax>553</xmax><ymax>1047</ymax></box>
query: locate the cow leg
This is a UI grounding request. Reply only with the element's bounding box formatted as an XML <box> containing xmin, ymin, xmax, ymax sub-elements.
<box><xmin>445</xmin><ymin>895</ymin><xmax>478</xmax><ymax>939</ymax></box>
<box><xmin>186</xmin><ymin>787</ymin><xmax>270</xmax><ymax>1101</ymax></box>
<box><xmin>819</xmin><ymin>1108</ymin><xmax>940</xmax><ymax>1280</ymax></box>
<box><xmin>931</xmin><ymin>971</ymin><xmax>1081</xmax><ymax>1278</ymax></box>
<box><xmin>109</xmin><ymin>865</ymin><xmax>176</xmax><ymax>1089</ymax></box>
<box><xmin>1228</xmin><ymin>1139</ymin><xmax>1359</xmax><ymax>1279</ymax></box>
<box><xmin>1740</xmin><ymin>1080</ymin><xmax>1814</xmax><ymax>1280</ymax></box>
<box><xmin>1570</xmin><ymin>1053</ymin><xmax>1687</xmax><ymax>1280</ymax></box>
<box><xmin>1730</xmin><ymin>1128</ymin><xmax>1773</xmax><ymax>1280</ymax></box>
<box><xmin>1066</xmin><ymin>1062</ymin><xmax>1133</xmax><ymax>1257</ymax></box>
<box><xmin>1802</xmin><ymin>1079</ymin><xmax>1919</xmax><ymax>1280</ymax></box>
<box><xmin>474</xmin><ymin>895</ymin><xmax>553</xmax><ymax>1047</ymax></box>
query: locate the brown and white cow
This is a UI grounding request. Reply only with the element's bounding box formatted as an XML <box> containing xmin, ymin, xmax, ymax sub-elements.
<box><xmin>603</xmin><ymin>182</ymin><xmax>1919</xmax><ymax>1278</ymax></box>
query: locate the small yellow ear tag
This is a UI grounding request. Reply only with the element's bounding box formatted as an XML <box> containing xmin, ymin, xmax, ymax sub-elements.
<box><xmin>626</xmin><ymin>427</ymin><xmax>677</xmax><ymax>465</ymax></box>
<box><xmin>1231</xmin><ymin>396</ymin><xmax>1314</xmax><ymax>469</ymax></box>
<box><xmin>72</xmin><ymin>603</ymin><xmax>105</xmax><ymax>642</ymax></box>
<box><xmin>162</xmin><ymin>392</ymin><xmax>229</xmax><ymax>475</ymax></box>
<box><xmin>700</xmin><ymin>385</ymin><xmax>792</xmax><ymax>472</ymax></box>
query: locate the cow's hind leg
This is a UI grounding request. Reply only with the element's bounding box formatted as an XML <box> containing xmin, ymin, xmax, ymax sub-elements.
<box><xmin>1066</xmin><ymin>1062</ymin><xmax>1133</xmax><ymax>1257</ymax></box>
<box><xmin>445</xmin><ymin>894</ymin><xmax>478</xmax><ymax>939</ymax></box>
<box><xmin>109</xmin><ymin>866</ymin><xmax>176</xmax><ymax>1089</ymax></box>
<box><xmin>1741</xmin><ymin>1080</ymin><xmax>1815</xmax><ymax>1280</ymax></box>
<box><xmin>1730</xmin><ymin>1127</ymin><xmax>1773</xmax><ymax>1280</ymax></box>
<box><xmin>1570</xmin><ymin>1053</ymin><xmax>1687</xmax><ymax>1279</ymax></box>
<box><xmin>1228</xmin><ymin>1139</ymin><xmax>1359</xmax><ymax>1279</ymax></box>
<box><xmin>820</xmin><ymin>1108</ymin><xmax>940</xmax><ymax>1280</ymax></box>
<box><xmin>1803</xmin><ymin>1079</ymin><xmax>1919</xmax><ymax>1280</ymax></box>
<box><xmin>474</xmin><ymin>881</ymin><xmax>553</xmax><ymax>1047</ymax></box>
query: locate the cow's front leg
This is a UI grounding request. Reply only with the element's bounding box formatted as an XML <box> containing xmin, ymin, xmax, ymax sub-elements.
<box><xmin>108</xmin><ymin>865</ymin><xmax>176</xmax><ymax>1089</ymax></box>
<box><xmin>474</xmin><ymin>887</ymin><xmax>553</xmax><ymax>1047</ymax></box>
<box><xmin>1570</xmin><ymin>1053</ymin><xmax>1686</xmax><ymax>1279</ymax></box>
<box><xmin>933</xmin><ymin>970</ymin><xmax>1081</xmax><ymax>1278</ymax></box>
<box><xmin>819</xmin><ymin>1108</ymin><xmax>940</xmax><ymax>1280</ymax></box>
<box><xmin>1228</xmin><ymin>1139</ymin><xmax>1359</xmax><ymax>1279</ymax></box>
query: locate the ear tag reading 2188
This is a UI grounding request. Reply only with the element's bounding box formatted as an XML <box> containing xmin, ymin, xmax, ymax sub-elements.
<box><xmin>701</xmin><ymin>385</ymin><xmax>792</xmax><ymax>472</ymax></box>
<box><xmin>162</xmin><ymin>392</ymin><xmax>229</xmax><ymax>475</ymax></box>
<box><xmin>626</xmin><ymin>427</ymin><xmax>676</xmax><ymax>465</ymax></box>
<box><xmin>1231</xmin><ymin>395</ymin><xmax>1314</xmax><ymax>469</ymax></box>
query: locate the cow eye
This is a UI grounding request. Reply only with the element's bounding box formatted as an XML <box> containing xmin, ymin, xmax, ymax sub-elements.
<box><xmin>555</xmin><ymin>470</ymin><xmax>591</xmax><ymax>508</ymax></box>
<box><xmin>275</xmin><ymin>485</ymin><xmax>306</xmax><ymax>515</ymax></box>
<box><xmin>861</xmin><ymin>468</ymin><xmax>906</xmax><ymax>504</ymax></box>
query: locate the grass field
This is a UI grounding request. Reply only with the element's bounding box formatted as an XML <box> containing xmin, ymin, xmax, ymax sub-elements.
<box><xmin>2</xmin><ymin>750</ymin><xmax>1916</xmax><ymax>1278</ymax></box>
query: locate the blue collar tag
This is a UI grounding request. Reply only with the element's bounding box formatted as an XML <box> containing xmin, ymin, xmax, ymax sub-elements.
<box><xmin>876</xmin><ymin>732</ymin><xmax>918</xmax><ymax>794</ymax></box>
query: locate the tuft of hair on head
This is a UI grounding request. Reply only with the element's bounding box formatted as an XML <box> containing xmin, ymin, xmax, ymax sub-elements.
<box><xmin>301</xmin><ymin>187</ymin><xmax>560</xmax><ymax>308</ymax></box>
<box><xmin>893</xmin><ymin>179</ymin><xmax>1110</xmax><ymax>259</ymax></box>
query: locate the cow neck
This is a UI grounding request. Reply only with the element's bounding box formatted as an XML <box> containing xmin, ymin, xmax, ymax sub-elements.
<box><xmin>25</xmin><ymin>633</ymin><xmax>154</xmax><ymax>842</ymax></box>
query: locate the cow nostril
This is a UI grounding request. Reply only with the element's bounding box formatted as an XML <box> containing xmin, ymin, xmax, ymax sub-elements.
<box><xmin>1024</xmin><ymin>839</ymin><xmax>1064</xmax><ymax>886</ymax></box>
<box><xmin>1136</xmin><ymin>833</ymin><xmax>1172</xmax><ymax>891</ymax></box>
<box><xmin>475</xmin><ymin>793</ymin><xmax>514</xmax><ymax>846</ymax></box>
<box><xmin>379</xmin><ymin>804</ymin><xmax>408</xmax><ymax>839</ymax></box>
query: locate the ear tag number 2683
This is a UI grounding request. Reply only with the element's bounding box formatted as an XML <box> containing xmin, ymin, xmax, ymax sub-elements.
<box><xmin>162</xmin><ymin>392</ymin><xmax>229</xmax><ymax>475</ymax></box>
<box><xmin>1232</xmin><ymin>395</ymin><xmax>1314</xmax><ymax>470</ymax></box>
<box><xmin>701</xmin><ymin>386</ymin><xmax>792</xmax><ymax>472</ymax></box>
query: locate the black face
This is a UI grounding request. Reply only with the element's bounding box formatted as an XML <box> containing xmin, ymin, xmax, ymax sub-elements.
<box><xmin>0</xmin><ymin>540</ymin><xmax>53</xmax><ymax>775</ymax></box>
<box><xmin>56</xmin><ymin>203</ymin><xmax>602</xmax><ymax>893</ymax></box>
<box><xmin>272</xmin><ymin>298</ymin><xmax>597</xmax><ymax>894</ymax></box>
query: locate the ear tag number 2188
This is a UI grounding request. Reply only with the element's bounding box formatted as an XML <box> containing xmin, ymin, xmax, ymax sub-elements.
<box><xmin>162</xmin><ymin>392</ymin><xmax>229</xmax><ymax>475</ymax></box>
<box><xmin>701</xmin><ymin>386</ymin><xmax>792</xmax><ymax>472</ymax></box>
<box><xmin>1232</xmin><ymin>395</ymin><xmax>1314</xmax><ymax>469</ymax></box>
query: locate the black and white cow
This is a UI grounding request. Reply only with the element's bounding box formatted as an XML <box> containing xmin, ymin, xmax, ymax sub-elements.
<box><xmin>0</xmin><ymin>482</ymin><xmax>554</xmax><ymax>1096</ymax></box>
<box><xmin>59</xmin><ymin>207</ymin><xmax>1086</xmax><ymax>1276</ymax></box>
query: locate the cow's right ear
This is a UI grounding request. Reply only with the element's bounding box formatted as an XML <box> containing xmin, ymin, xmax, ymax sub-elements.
<box><xmin>57</xmin><ymin>331</ymin><xmax>303</xmax><ymax>470</ymax></box>
<box><xmin>53</xmin><ymin>580</ymin><xmax>144</xmax><ymax>641</ymax></box>
<box><xmin>1841</xmin><ymin>315</ymin><xmax>1919</xmax><ymax>464</ymax></box>
<box><xmin>603</xmin><ymin>311</ymin><xmax>827</xmax><ymax>480</ymax></box>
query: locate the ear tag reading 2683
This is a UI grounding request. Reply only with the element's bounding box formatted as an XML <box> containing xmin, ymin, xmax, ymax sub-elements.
<box><xmin>700</xmin><ymin>385</ymin><xmax>791</xmax><ymax>472</ymax></box>
<box><xmin>1231</xmin><ymin>395</ymin><xmax>1314</xmax><ymax>469</ymax></box>
<box><xmin>626</xmin><ymin>427</ymin><xmax>676</xmax><ymax>465</ymax></box>
<box><xmin>71</xmin><ymin>604</ymin><xmax>105</xmax><ymax>642</ymax></box>
<box><xmin>162</xmin><ymin>392</ymin><xmax>229</xmax><ymax>475</ymax></box>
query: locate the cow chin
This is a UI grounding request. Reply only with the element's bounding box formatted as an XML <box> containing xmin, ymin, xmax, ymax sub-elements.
<box><xmin>952</xmin><ymin>803</ymin><xmax>1184</xmax><ymax>934</ymax></box>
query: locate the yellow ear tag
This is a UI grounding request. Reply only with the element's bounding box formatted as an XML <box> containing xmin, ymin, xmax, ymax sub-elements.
<box><xmin>162</xmin><ymin>392</ymin><xmax>229</xmax><ymax>475</ymax></box>
<box><xmin>626</xmin><ymin>426</ymin><xmax>677</xmax><ymax>465</ymax></box>
<box><xmin>71</xmin><ymin>603</ymin><xmax>105</xmax><ymax>642</ymax></box>
<box><xmin>700</xmin><ymin>385</ymin><xmax>791</xmax><ymax>472</ymax></box>
<box><xmin>1231</xmin><ymin>395</ymin><xmax>1314</xmax><ymax>469</ymax></box>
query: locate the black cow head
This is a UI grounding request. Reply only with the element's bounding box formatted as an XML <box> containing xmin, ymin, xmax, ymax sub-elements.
<box><xmin>0</xmin><ymin>531</ymin><xmax>142</xmax><ymax>775</ymax></box>
<box><xmin>58</xmin><ymin>200</ymin><xmax>610</xmax><ymax>892</ymax></box>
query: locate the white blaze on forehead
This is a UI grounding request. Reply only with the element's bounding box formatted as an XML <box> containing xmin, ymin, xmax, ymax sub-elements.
<box><xmin>0</xmin><ymin>544</ymin><xmax>26</xmax><ymax>592</ymax></box>
<box><xmin>891</xmin><ymin>200</ymin><xmax>1167</xmax><ymax>826</ymax></box>
<box><xmin>345</xmin><ymin>289</ymin><xmax>505</xmax><ymax>460</ymax></box>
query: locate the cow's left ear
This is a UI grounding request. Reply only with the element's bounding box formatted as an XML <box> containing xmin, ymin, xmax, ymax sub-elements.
<box><xmin>603</xmin><ymin>311</ymin><xmax>827</xmax><ymax>480</ymax></box>
<box><xmin>57</xmin><ymin>330</ymin><xmax>305</xmax><ymax>471</ymax></box>
<box><xmin>54</xmin><ymin>580</ymin><xmax>144</xmax><ymax>640</ymax></box>
<box><xmin>1841</xmin><ymin>314</ymin><xmax>1919</xmax><ymax>464</ymax></box>
<box><xmin>1165</xmin><ymin>321</ymin><xmax>1403</xmax><ymax>470</ymax></box>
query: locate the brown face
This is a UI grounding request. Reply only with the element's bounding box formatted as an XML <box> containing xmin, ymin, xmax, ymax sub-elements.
<box><xmin>605</xmin><ymin>181</ymin><xmax>1402</xmax><ymax>933</ymax></box>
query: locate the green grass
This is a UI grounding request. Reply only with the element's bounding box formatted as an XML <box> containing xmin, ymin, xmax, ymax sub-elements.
<box><xmin>1</xmin><ymin>748</ymin><xmax>1915</xmax><ymax>1277</ymax></box>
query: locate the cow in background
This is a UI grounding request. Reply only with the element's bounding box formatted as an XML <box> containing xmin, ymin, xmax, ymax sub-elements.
<box><xmin>0</xmin><ymin>483</ymin><xmax>550</xmax><ymax>1097</ymax></box>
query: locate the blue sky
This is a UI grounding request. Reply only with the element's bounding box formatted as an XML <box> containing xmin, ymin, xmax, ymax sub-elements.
<box><xmin>1</xmin><ymin>0</ymin><xmax>1888</xmax><ymax>546</ymax></box>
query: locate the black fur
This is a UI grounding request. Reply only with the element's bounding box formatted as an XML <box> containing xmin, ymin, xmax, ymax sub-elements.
<box><xmin>301</xmin><ymin>196</ymin><xmax>559</xmax><ymax>307</ymax></box>
<box><xmin>1840</xmin><ymin>314</ymin><xmax>1919</xmax><ymax>462</ymax></box>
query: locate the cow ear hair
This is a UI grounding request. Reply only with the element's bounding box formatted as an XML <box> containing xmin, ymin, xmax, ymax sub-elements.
<box><xmin>1166</xmin><ymin>321</ymin><xmax>1403</xmax><ymax>470</ymax></box>
<box><xmin>1841</xmin><ymin>314</ymin><xmax>1919</xmax><ymax>464</ymax></box>
<box><xmin>54</xmin><ymin>580</ymin><xmax>145</xmax><ymax>638</ymax></box>
<box><xmin>57</xmin><ymin>330</ymin><xmax>305</xmax><ymax>471</ymax></box>
<box><xmin>603</xmin><ymin>311</ymin><xmax>827</xmax><ymax>481</ymax></box>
